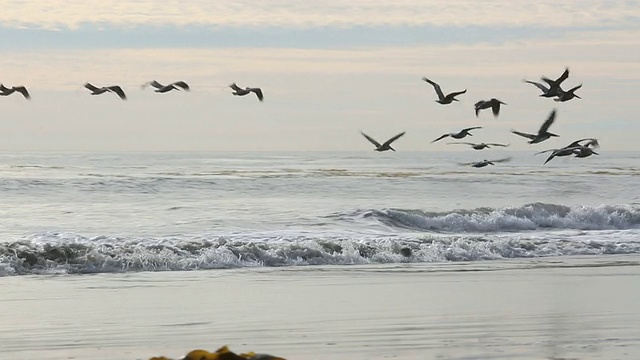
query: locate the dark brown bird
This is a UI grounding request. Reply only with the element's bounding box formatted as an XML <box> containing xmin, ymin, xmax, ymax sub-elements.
<box><xmin>84</xmin><ymin>83</ymin><xmax>127</xmax><ymax>100</ymax></box>
<box><xmin>422</xmin><ymin>77</ymin><xmax>466</xmax><ymax>104</ymax></box>
<box><xmin>461</xmin><ymin>157</ymin><xmax>511</xmax><ymax>168</ymax></box>
<box><xmin>0</xmin><ymin>84</ymin><xmax>30</xmax><ymax>99</ymax></box>
<box><xmin>511</xmin><ymin>109</ymin><xmax>559</xmax><ymax>144</ymax></box>
<box><xmin>523</xmin><ymin>68</ymin><xmax>570</xmax><ymax>98</ymax></box>
<box><xmin>474</xmin><ymin>98</ymin><xmax>506</xmax><ymax>117</ymax></box>
<box><xmin>142</xmin><ymin>80</ymin><xmax>190</xmax><ymax>93</ymax></box>
<box><xmin>536</xmin><ymin>138</ymin><xmax>599</xmax><ymax>164</ymax></box>
<box><xmin>230</xmin><ymin>82</ymin><xmax>263</xmax><ymax>101</ymax></box>
<box><xmin>447</xmin><ymin>142</ymin><xmax>509</xmax><ymax>150</ymax></box>
<box><xmin>432</xmin><ymin>127</ymin><xmax>482</xmax><ymax>143</ymax></box>
<box><xmin>361</xmin><ymin>131</ymin><xmax>406</xmax><ymax>151</ymax></box>
<box><xmin>554</xmin><ymin>84</ymin><xmax>582</xmax><ymax>102</ymax></box>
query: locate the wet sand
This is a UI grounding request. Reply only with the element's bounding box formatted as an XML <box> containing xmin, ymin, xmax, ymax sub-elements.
<box><xmin>1</xmin><ymin>255</ymin><xmax>639</xmax><ymax>360</ymax></box>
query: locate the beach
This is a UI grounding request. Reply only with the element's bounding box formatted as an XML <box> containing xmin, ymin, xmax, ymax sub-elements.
<box><xmin>2</xmin><ymin>255</ymin><xmax>639</xmax><ymax>360</ymax></box>
<box><xmin>1</xmin><ymin>151</ymin><xmax>640</xmax><ymax>359</ymax></box>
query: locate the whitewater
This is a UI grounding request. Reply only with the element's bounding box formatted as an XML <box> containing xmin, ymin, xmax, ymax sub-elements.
<box><xmin>1</xmin><ymin>150</ymin><xmax>639</xmax><ymax>276</ymax></box>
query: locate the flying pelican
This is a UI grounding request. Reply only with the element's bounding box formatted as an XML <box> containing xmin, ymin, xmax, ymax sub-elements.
<box><xmin>523</xmin><ymin>68</ymin><xmax>569</xmax><ymax>98</ymax></box>
<box><xmin>0</xmin><ymin>84</ymin><xmax>30</xmax><ymax>99</ymax></box>
<box><xmin>421</xmin><ymin>77</ymin><xmax>466</xmax><ymax>104</ymax></box>
<box><xmin>84</xmin><ymin>83</ymin><xmax>127</xmax><ymax>100</ymax></box>
<box><xmin>536</xmin><ymin>138</ymin><xmax>599</xmax><ymax>156</ymax></box>
<box><xmin>554</xmin><ymin>84</ymin><xmax>582</xmax><ymax>102</ymax></box>
<box><xmin>431</xmin><ymin>127</ymin><xmax>482</xmax><ymax>143</ymax></box>
<box><xmin>540</xmin><ymin>145</ymin><xmax>599</xmax><ymax>165</ymax></box>
<box><xmin>447</xmin><ymin>142</ymin><xmax>509</xmax><ymax>150</ymax></box>
<box><xmin>361</xmin><ymin>131</ymin><xmax>406</xmax><ymax>151</ymax></box>
<box><xmin>474</xmin><ymin>98</ymin><xmax>506</xmax><ymax>117</ymax></box>
<box><xmin>541</xmin><ymin>68</ymin><xmax>570</xmax><ymax>97</ymax></box>
<box><xmin>230</xmin><ymin>82</ymin><xmax>263</xmax><ymax>101</ymax></box>
<box><xmin>535</xmin><ymin>138</ymin><xmax>598</xmax><ymax>164</ymax></box>
<box><xmin>461</xmin><ymin>157</ymin><xmax>511</xmax><ymax>168</ymax></box>
<box><xmin>511</xmin><ymin>109</ymin><xmax>558</xmax><ymax>144</ymax></box>
<box><xmin>142</xmin><ymin>80</ymin><xmax>190</xmax><ymax>93</ymax></box>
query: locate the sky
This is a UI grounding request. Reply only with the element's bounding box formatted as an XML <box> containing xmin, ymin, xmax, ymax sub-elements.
<box><xmin>0</xmin><ymin>0</ymin><xmax>638</xmax><ymax>152</ymax></box>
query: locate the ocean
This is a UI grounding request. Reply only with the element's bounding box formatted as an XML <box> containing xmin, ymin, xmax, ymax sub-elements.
<box><xmin>1</xmin><ymin>150</ymin><xmax>639</xmax><ymax>276</ymax></box>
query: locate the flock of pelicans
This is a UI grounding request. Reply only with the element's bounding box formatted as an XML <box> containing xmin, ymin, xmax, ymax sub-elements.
<box><xmin>361</xmin><ymin>68</ymin><xmax>599</xmax><ymax>167</ymax></box>
<box><xmin>2</xmin><ymin>69</ymin><xmax>597</xmax><ymax>166</ymax></box>
<box><xmin>0</xmin><ymin>81</ymin><xmax>264</xmax><ymax>101</ymax></box>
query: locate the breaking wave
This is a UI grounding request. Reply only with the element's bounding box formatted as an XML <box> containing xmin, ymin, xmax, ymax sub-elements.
<box><xmin>342</xmin><ymin>203</ymin><xmax>640</xmax><ymax>232</ymax></box>
<box><xmin>2</xmin><ymin>226</ymin><xmax>640</xmax><ymax>276</ymax></box>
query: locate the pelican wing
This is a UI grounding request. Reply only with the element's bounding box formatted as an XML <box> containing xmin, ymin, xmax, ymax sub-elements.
<box><xmin>542</xmin><ymin>68</ymin><xmax>569</xmax><ymax>87</ymax></box>
<box><xmin>490</xmin><ymin>157</ymin><xmax>512</xmax><ymax>164</ymax></box>
<box><xmin>142</xmin><ymin>80</ymin><xmax>164</xmax><ymax>90</ymax></box>
<box><xmin>0</xmin><ymin>88</ymin><xmax>15</xmax><ymax>96</ymax></box>
<box><xmin>491</xmin><ymin>102</ymin><xmax>501</xmax><ymax>116</ymax></box>
<box><xmin>544</xmin><ymin>153</ymin><xmax>558</xmax><ymax>165</ymax></box>
<box><xmin>583</xmin><ymin>138</ymin><xmax>599</xmax><ymax>148</ymax></box>
<box><xmin>567</xmin><ymin>84</ymin><xmax>582</xmax><ymax>93</ymax></box>
<box><xmin>422</xmin><ymin>77</ymin><xmax>445</xmax><ymax>101</ymax></box>
<box><xmin>250</xmin><ymin>87</ymin><xmax>264</xmax><ymax>101</ymax></box>
<box><xmin>511</xmin><ymin>130</ymin><xmax>536</xmax><ymax>140</ymax></box>
<box><xmin>538</xmin><ymin>109</ymin><xmax>557</xmax><ymax>134</ymax></box>
<box><xmin>14</xmin><ymin>86</ymin><xmax>30</xmax><ymax>99</ymax></box>
<box><xmin>447</xmin><ymin>142</ymin><xmax>476</xmax><ymax>146</ymax></box>
<box><xmin>474</xmin><ymin>100</ymin><xmax>486</xmax><ymax>117</ymax></box>
<box><xmin>535</xmin><ymin>149</ymin><xmax>557</xmax><ymax>155</ymax></box>
<box><xmin>486</xmin><ymin>143</ymin><xmax>509</xmax><ymax>147</ymax></box>
<box><xmin>84</xmin><ymin>83</ymin><xmax>103</xmax><ymax>92</ymax></box>
<box><xmin>360</xmin><ymin>132</ymin><xmax>381</xmax><ymax>148</ymax></box>
<box><xmin>458</xmin><ymin>161</ymin><xmax>477</xmax><ymax>166</ymax></box>
<box><xmin>0</xmin><ymin>83</ymin><xmax>10</xmax><ymax>94</ymax></box>
<box><xmin>229</xmin><ymin>83</ymin><xmax>243</xmax><ymax>92</ymax></box>
<box><xmin>462</xmin><ymin>126</ymin><xmax>482</xmax><ymax>133</ymax></box>
<box><xmin>107</xmin><ymin>85</ymin><xmax>127</xmax><ymax>100</ymax></box>
<box><xmin>474</xmin><ymin>100</ymin><xmax>487</xmax><ymax>108</ymax></box>
<box><xmin>543</xmin><ymin>147</ymin><xmax>575</xmax><ymax>164</ymax></box>
<box><xmin>524</xmin><ymin>80</ymin><xmax>550</xmax><ymax>93</ymax></box>
<box><xmin>566</xmin><ymin>138</ymin><xmax>599</xmax><ymax>149</ymax></box>
<box><xmin>171</xmin><ymin>81</ymin><xmax>190</xmax><ymax>91</ymax></box>
<box><xmin>382</xmin><ymin>131</ymin><xmax>406</xmax><ymax>147</ymax></box>
<box><xmin>431</xmin><ymin>133</ymin><xmax>450</xmax><ymax>143</ymax></box>
<box><xmin>556</xmin><ymin>68</ymin><xmax>570</xmax><ymax>84</ymax></box>
<box><xmin>447</xmin><ymin>89</ymin><xmax>467</xmax><ymax>98</ymax></box>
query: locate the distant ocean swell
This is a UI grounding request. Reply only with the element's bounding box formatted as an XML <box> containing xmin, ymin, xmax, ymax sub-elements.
<box><xmin>1</xmin><ymin>228</ymin><xmax>639</xmax><ymax>276</ymax></box>
<box><xmin>343</xmin><ymin>203</ymin><xmax>640</xmax><ymax>232</ymax></box>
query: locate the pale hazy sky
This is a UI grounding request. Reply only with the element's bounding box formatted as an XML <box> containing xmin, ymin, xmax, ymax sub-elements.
<box><xmin>0</xmin><ymin>0</ymin><xmax>638</xmax><ymax>151</ymax></box>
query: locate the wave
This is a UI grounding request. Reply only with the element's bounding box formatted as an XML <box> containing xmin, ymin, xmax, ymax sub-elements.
<box><xmin>1</xmin><ymin>229</ymin><xmax>640</xmax><ymax>276</ymax></box>
<box><xmin>339</xmin><ymin>203</ymin><xmax>640</xmax><ymax>232</ymax></box>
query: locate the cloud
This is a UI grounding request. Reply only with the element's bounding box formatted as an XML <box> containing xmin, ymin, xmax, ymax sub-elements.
<box><xmin>2</xmin><ymin>28</ymin><xmax>637</xmax><ymax>90</ymax></box>
<box><xmin>0</xmin><ymin>0</ymin><xmax>638</xmax><ymax>30</ymax></box>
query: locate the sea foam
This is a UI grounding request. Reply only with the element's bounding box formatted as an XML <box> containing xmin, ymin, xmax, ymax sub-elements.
<box><xmin>346</xmin><ymin>203</ymin><xmax>640</xmax><ymax>232</ymax></box>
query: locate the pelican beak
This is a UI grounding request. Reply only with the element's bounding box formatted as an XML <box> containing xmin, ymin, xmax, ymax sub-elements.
<box><xmin>574</xmin><ymin>94</ymin><xmax>582</xmax><ymax>99</ymax></box>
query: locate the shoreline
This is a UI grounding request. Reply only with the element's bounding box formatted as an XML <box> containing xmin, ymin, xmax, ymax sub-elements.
<box><xmin>1</xmin><ymin>256</ymin><xmax>639</xmax><ymax>360</ymax></box>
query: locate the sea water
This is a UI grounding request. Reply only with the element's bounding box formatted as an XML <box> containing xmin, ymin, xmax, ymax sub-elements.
<box><xmin>1</xmin><ymin>150</ymin><xmax>639</xmax><ymax>276</ymax></box>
